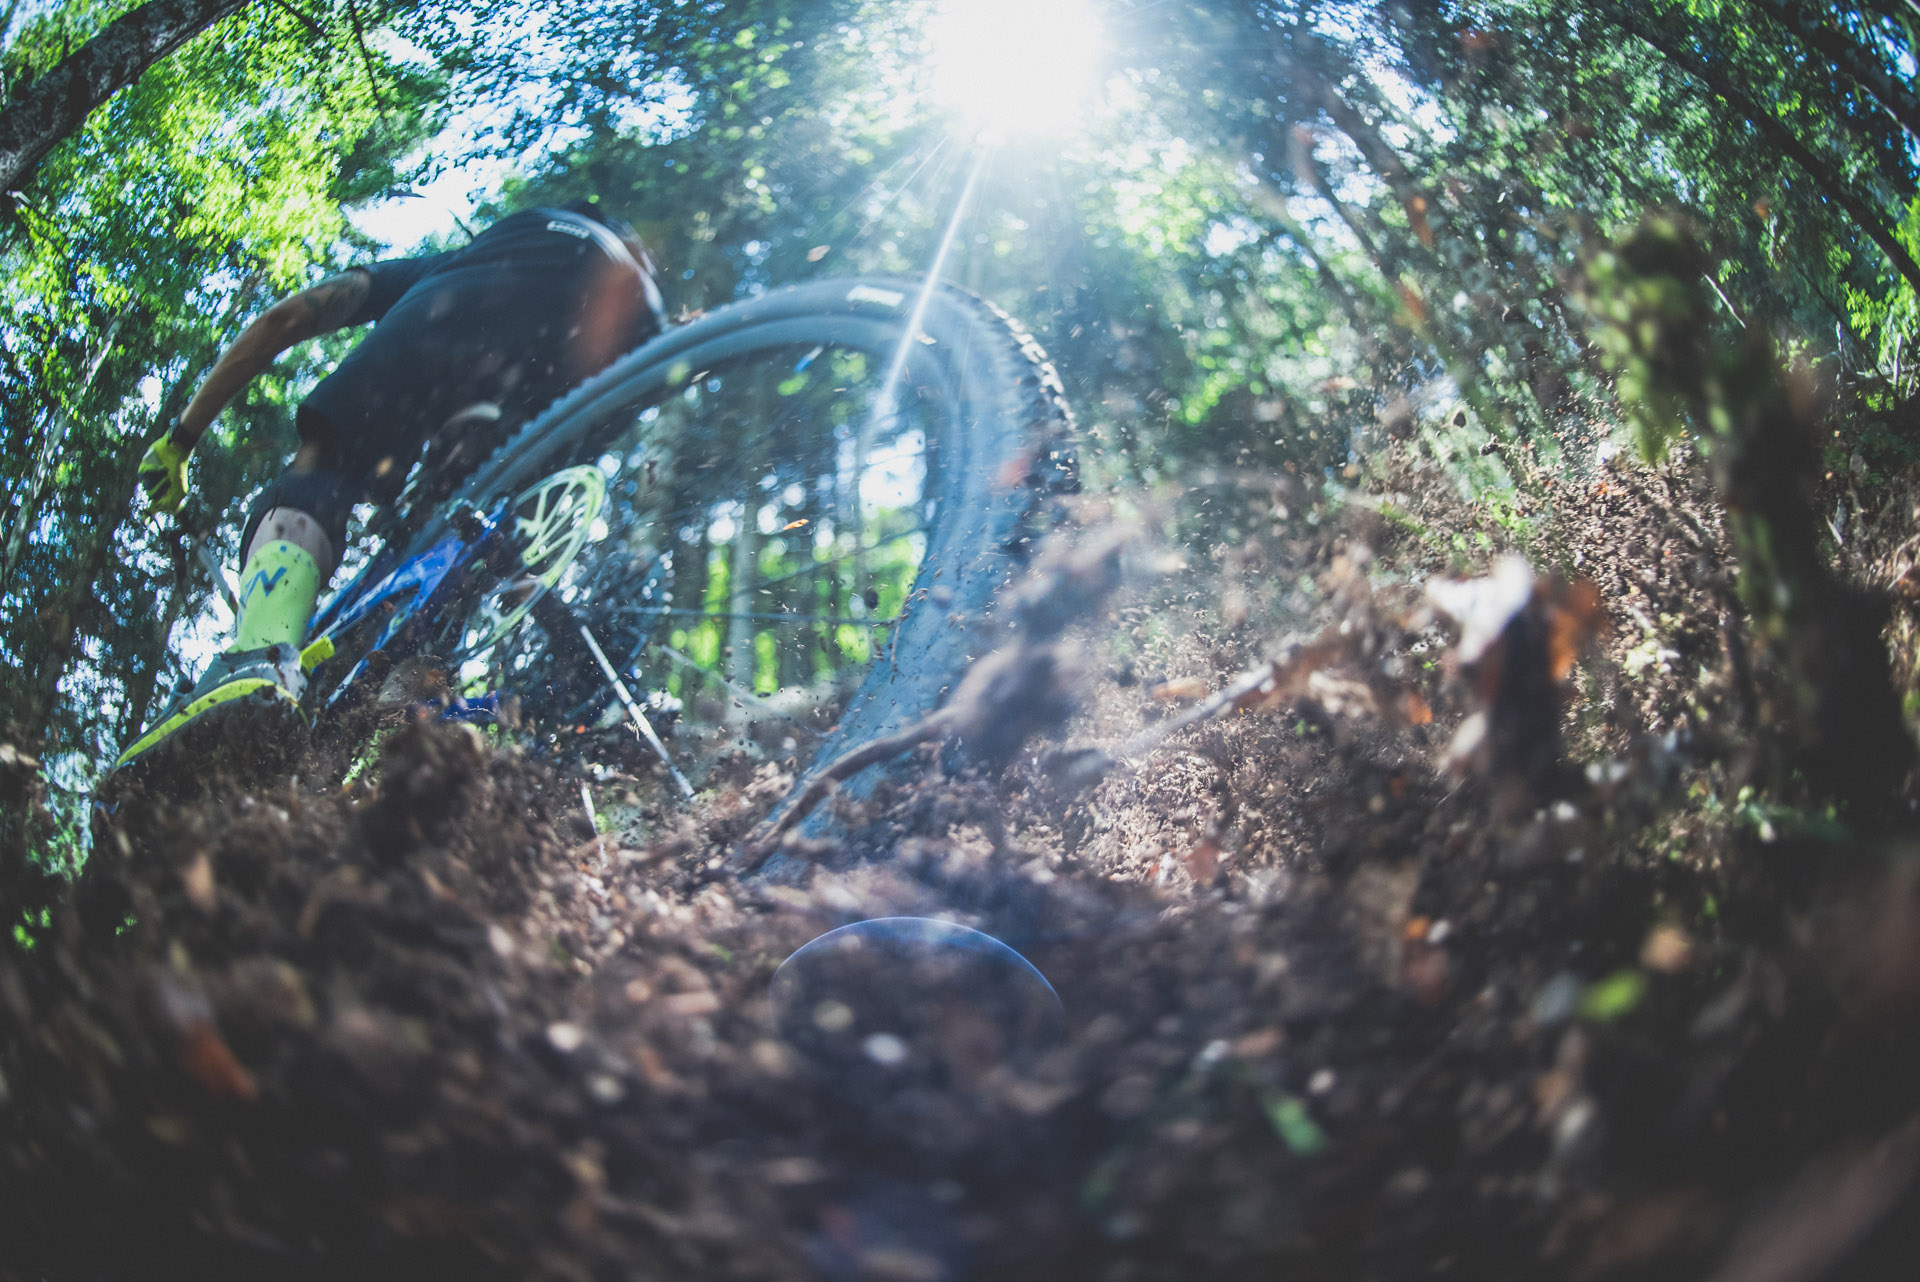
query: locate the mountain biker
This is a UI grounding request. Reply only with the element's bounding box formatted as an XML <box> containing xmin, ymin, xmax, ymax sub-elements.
<box><xmin>114</xmin><ymin>199</ymin><xmax>668</xmax><ymax>773</ymax></box>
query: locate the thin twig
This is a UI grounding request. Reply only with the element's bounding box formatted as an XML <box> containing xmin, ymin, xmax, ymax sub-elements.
<box><xmin>267</xmin><ymin>0</ymin><xmax>326</xmax><ymax>39</ymax></box>
<box><xmin>656</xmin><ymin>644</ymin><xmax>809</xmax><ymax>726</ymax></box>
<box><xmin>1702</xmin><ymin>271</ymin><xmax>1748</xmax><ymax>329</ymax></box>
<box><xmin>345</xmin><ymin>0</ymin><xmax>391</xmax><ymax>122</ymax></box>
<box><xmin>738</xmin><ymin>712</ymin><xmax>952</xmax><ymax>869</ymax></box>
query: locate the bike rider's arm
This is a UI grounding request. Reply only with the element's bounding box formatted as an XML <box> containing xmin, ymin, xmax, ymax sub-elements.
<box><xmin>173</xmin><ymin>269</ymin><xmax>375</xmax><ymax>449</ymax></box>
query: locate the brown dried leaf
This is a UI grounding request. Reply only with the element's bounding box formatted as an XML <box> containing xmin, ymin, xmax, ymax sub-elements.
<box><xmin>1404</xmin><ymin>193</ymin><xmax>1435</xmax><ymax>247</ymax></box>
<box><xmin>180</xmin><ymin>1023</ymin><xmax>258</xmax><ymax>1102</ymax></box>
<box><xmin>1150</xmin><ymin>676</ymin><xmax>1210</xmax><ymax>702</ymax></box>
<box><xmin>1185</xmin><ymin>835</ymin><xmax>1222</xmax><ymax>884</ymax></box>
<box><xmin>1545</xmin><ymin>578</ymin><xmax>1607</xmax><ymax>680</ymax></box>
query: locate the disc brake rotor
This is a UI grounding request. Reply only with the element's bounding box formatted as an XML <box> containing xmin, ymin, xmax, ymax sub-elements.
<box><xmin>455</xmin><ymin>464</ymin><xmax>609</xmax><ymax>657</ymax></box>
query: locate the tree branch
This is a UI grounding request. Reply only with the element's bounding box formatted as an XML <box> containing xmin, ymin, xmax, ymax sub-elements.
<box><xmin>1747</xmin><ymin>0</ymin><xmax>1920</xmax><ymax>142</ymax></box>
<box><xmin>1614</xmin><ymin>7</ymin><xmax>1920</xmax><ymax>299</ymax></box>
<box><xmin>0</xmin><ymin>0</ymin><xmax>253</xmax><ymax>197</ymax></box>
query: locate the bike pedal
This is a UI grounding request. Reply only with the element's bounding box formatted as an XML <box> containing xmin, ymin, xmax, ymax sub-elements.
<box><xmin>300</xmin><ymin>636</ymin><xmax>336</xmax><ymax>672</ymax></box>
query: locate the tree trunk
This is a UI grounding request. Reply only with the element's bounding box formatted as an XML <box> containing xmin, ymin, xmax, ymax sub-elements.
<box><xmin>0</xmin><ymin>0</ymin><xmax>252</xmax><ymax>196</ymax></box>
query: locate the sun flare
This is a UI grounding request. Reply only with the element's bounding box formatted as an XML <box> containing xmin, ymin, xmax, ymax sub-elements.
<box><xmin>926</xmin><ymin>0</ymin><xmax>1106</xmax><ymax>140</ymax></box>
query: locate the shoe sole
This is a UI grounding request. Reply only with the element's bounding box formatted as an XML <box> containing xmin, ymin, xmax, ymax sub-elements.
<box><xmin>107</xmin><ymin>681</ymin><xmax>306</xmax><ymax>796</ymax></box>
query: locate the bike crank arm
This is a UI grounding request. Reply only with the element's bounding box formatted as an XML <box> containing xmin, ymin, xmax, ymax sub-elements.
<box><xmin>577</xmin><ymin>622</ymin><xmax>696</xmax><ymax>799</ymax></box>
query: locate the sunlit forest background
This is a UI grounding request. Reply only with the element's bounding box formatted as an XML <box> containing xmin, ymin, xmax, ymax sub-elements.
<box><xmin>3</xmin><ymin>0</ymin><xmax>1915</xmax><ymax>823</ymax></box>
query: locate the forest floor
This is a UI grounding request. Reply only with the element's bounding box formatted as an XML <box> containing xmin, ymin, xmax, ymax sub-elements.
<box><xmin>7</xmin><ymin>421</ymin><xmax>1920</xmax><ymax>1281</ymax></box>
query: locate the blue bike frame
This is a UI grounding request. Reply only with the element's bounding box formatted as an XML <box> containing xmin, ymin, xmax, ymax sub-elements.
<box><xmin>304</xmin><ymin>497</ymin><xmax>515</xmax><ymax>709</ymax></box>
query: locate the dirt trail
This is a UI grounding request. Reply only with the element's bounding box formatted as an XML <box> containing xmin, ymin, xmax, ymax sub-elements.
<box><xmin>5</xmin><ymin>447</ymin><xmax>1920</xmax><ymax>1281</ymax></box>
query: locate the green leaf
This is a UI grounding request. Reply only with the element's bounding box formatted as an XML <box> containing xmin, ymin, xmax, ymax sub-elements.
<box><xmin>1579</xmin><ymin>970</ymin><xmax>1649</xmax><ymax>1022</ymax></box>
<box><xmin>1261</xmin><ymin>1091</ymin><xmax>1328</xmax><ymax>1156</ymax></box>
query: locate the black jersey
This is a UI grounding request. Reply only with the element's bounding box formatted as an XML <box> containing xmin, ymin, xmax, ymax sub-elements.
<box><xmin>296</xmin><ymin>207</ymin><xmax>667</xmax><ymax>502</ymax></box>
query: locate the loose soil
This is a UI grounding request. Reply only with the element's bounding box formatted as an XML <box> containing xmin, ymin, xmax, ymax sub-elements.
<box><xmin>6</xmin><ymin>438</ymin><xmax>1920</xmax><ymax>1282</ymax></box>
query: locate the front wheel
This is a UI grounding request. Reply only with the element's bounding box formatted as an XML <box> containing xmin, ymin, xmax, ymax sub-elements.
<box><xmin>403</xmin><ymin>277</ymin><xmax>1076</xmax><ymax>791</ymax></box>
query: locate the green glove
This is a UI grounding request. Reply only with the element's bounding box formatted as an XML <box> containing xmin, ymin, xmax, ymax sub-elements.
<box><xmin>137</xmin><ymin>424</ymin><xmax>192</xmax><ymax>517</ymax></box>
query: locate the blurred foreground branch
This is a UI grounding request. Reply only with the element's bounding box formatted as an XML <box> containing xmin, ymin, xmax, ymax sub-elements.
<box><xmin>1579</xmin><ymin>214</ymin><xmax>1915</xmax><ymax>811</ymax></box>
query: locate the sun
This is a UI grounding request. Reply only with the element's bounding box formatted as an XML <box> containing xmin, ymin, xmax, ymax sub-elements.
<box><xmin>926</xmin><ymin>0</ymin><xmax>1107</xmax><ymax>141</ymax></box>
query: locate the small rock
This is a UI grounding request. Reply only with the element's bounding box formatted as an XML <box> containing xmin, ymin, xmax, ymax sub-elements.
<box><xmin>227</xmin><ymin>958</ymin><xmax>316</xmax><ymax>1030</ymax></box>
<box><xmin>811</xmin><ymin>1000</ymin><xmax>854</xmax><ymax>1033</ymax></box>
<box><xmin>1100</xmin><ymin>1074</ymin><xmax>1155</xmax><ymax>1119</ymax></box>
<box><xmin>1531</xmin><ymin>973</ymin><xmax>1583</xmax><ymax>1027</ymax></box>
<box><xmin>547</xmin><ymin>1021</ymin><xmax>585</xmax><ymax>1054</ymax></box>
<box><xmin>760</xmin><ymin>1156</ymin><xmax>827</xmax><ymax>1185</ymax></box>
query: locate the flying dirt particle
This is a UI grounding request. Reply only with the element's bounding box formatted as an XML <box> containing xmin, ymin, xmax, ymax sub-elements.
<box><xmin>1231</xmin><ymin>1028</ymin><xmax>1285</xmax><ymax>1059</ymax></box>
<box><xmin>1402</xmin><ymin>942</ymin><xmax>1452</xmax><ymax>1005</ymax></box>
<box><xmin>664</xmin><ymin>991</ymin><xmax>720</xmax><ymax>1016</ymax></box>
<box><xmin>1641</xmin><ymin>924</ymin><xmax>1694</xmax><ymax>974</ymax></box>
<box><xmin>180</xmin><ymin>852</ymin><xmax>215</xmax><ymax>912</ymax></box>
<box><xmin>546</xmin><ymin>1022</ymin><xmax>585</xmax><ymax>1054</ymax></box>
<box><xmin>145</xmin><ymin>1115</ymin><xmax>192</xmax><ymax>1145</ymax></box>
<box><xmin>750</xmin><ymin>1040</ymin><xmax>794</xmax><ymax>1077</ymax></box>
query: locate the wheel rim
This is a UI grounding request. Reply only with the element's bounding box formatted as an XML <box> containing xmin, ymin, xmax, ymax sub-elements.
<box><xmin>452</xmin><ymin>464</ymin><xmax>609</xmax><ymax>658</ymax></box>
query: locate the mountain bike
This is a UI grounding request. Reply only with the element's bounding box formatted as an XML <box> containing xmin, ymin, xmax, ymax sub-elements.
<box><xmin>296</xmin><ymin>276</ymin><xmax>1076</xmax><ymax>805</ymax></box>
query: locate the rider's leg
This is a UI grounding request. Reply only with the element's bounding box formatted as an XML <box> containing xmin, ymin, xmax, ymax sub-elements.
<box><xmin>112</xmin><ymin>449</ymin><xmax>357</xmax><ymax>771</ymax></box>
<box><xmin>230</xmin><ymin>445</ymin><xmax>337</xmax><ymax>653</ymax></box>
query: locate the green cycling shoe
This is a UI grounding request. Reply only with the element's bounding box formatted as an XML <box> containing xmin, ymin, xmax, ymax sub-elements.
<box><xmin>112</xmin><ymin>642</ymin><xmax>310</xmax><ymax>776</ymax></box>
